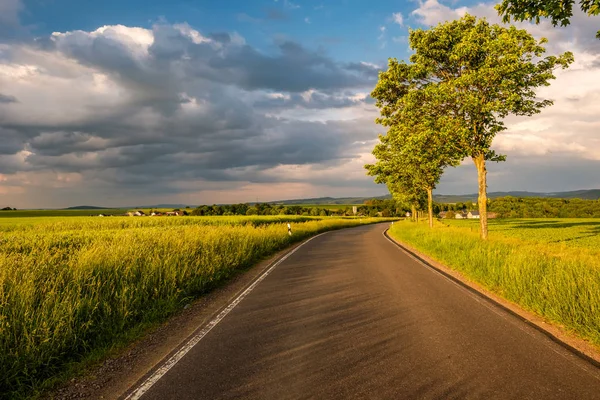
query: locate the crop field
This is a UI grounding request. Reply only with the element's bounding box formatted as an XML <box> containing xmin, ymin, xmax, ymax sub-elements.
<box><xmin>388</xmin><ymin>218</ymin><xmax>600</xmax><ymax>352</ymax></box>
<box><xmin>444</xmin><ymin>218</ymin><xmax>600</xmax><ymax>250</ymax></box>
<box><xmin>0</xmin><ymin>215</ymin><xmax>390</xmax><ymax>398</ymax></box>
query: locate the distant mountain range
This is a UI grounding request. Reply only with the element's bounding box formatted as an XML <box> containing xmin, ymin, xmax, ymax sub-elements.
<box><xmin>271</xmin><ymin>189</ymin><xmax>600</xmax><ymax>205</ymax></box>
<box><xmin>267</xmin><ymin>196</ymin><xmax>390</xmax><ymax>205</ymax></box>
<box><xmin>62</xmin><ymin>189</ymin><xmax>600</xmax><ymax>209</ymax></box>
<box><xmin>433</xmin><ymin>189</ymin><xmax>600</xmax><ymax>203</ymax></box>
<box><xmin>65</xmin><ymin>205</ymin><xmax>112</xmax><ymax>210</ymax></box>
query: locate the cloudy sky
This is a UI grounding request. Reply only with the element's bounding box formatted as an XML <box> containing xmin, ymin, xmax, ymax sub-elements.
<box><xmin>0</xmin><ymin>0</ymin><xmax>599</xmax><ymax>208</ymax></box>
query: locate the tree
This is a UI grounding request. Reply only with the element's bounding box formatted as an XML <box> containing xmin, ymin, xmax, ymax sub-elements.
<box><xmin>406</xmin><ymin>14</ymin><xmax>572</xmax><ymax>239</ymax></box>
<box><xmin>365</xmin><ymin>122</ymin><xmax>460</xmax><ymax>228</ymax></box>
<box><xmin>497</xmin><ymin>0</ymin><xmax>600</xmax><ymax>39</ymax></box>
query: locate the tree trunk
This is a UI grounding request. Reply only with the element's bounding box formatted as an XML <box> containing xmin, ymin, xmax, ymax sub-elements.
<box><xmin>427</xmin><ymin>187</ymin><xmax>433</xmax><ymax>228</ymax></box>
<box><xmin>411</xmin><ymin>205</ymin><xmax>417</xmax><ymax>222</ymax></box>
<box><xmin>473</xmin><ymin>154</ymin><xmax>488</xmax><ymax>240</ymax></box>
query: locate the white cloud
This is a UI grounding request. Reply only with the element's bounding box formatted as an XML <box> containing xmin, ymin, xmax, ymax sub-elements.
<box><xmin>411</xmin><ymin>0</ymin><xmax>465</xmax><ymax>26</ymax></box>
<box><xmin>304</xmin><ymin>17</ymin><xmax>311</xmax><ymax>24</ymax></box>
<box><xmin>392</xmin><ymin>12</ymin><xmax>404</xmax><ymax>26</ymax></box>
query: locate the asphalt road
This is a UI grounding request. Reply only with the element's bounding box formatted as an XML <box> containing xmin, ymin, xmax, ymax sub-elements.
<box><xmin>130</xmin><ymin>223</ymin><xmax>600</xmax><ymax>399</ymax></box>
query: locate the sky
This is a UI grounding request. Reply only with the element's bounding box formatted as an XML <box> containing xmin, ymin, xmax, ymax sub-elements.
<box><xmin>0</xmin><ymin>0</ymin><xmax>599</xmax><ymax>208</ymax></box>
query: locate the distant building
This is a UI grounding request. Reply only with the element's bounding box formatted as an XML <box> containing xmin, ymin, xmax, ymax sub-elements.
<box><xmin>455</xmin><ymin>212</ymin><xmax>468</xmax><ymax>219</ymax></box>
<box><xmin>467</xmin><ymin>211</ymin><xmax>480</xmax><ymax>219</ymax></box>
<box><xmin>438</xmin><ymin>211</ymin><xmax>447</xmax><ymax>219</ymax></box>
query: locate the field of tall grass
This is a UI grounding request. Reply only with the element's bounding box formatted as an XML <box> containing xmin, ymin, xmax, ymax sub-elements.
<box><xmin>0</xmin><ymin>216</ymin><xmax>387</xmax><ymax>398</ymax></box>
<box><xmin>388</xmin><ymin>219</ymin><xmax>600</xmax><ymax>349</ymax></box>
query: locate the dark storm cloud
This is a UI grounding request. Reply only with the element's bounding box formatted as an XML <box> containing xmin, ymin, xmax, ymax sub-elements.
<box><xmin>0</xmin><ymin>93</ymin><xmax>17</xmax><ymax>103</ymax></box>
<box><xmin>204</xmin><ymin>40</ymin><xmax>370</xmax><ymax>92</ymax></box>
<box><xmin>345</xmin><ymin>62</ymin><xmax>382</xmax><ymax>79</ymax></box>
<box><xmin>0</xmin><ymin>128</ymin><xmax>24</xmax><ymax>155</ymax></box>
<box><xmin>254</xmin><ymin>91</ymin><xmax>364</xmax><ymax>109</ymax></box>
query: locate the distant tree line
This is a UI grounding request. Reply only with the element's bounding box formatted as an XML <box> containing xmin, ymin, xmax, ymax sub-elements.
<box><xmin>436</xmin><ymin>197</ymin><xmax>600</xmax><ymax>218</ymax></box>
<box><xmin>487</xmin><ymin>197</ymin><xmax>600</xmax><ymax>218</ymax></box>
<box><xmin>190</xmin><ymin>199</ymin><xmax>405</xmax><ymax>217</ymax></box>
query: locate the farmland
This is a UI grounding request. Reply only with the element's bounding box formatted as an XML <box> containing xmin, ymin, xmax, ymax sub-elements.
<box><xmin>0</xmin><ymin>215</ymin><xmax>391</xmax><ymax>398</ymax></box>
<box><xmin>444</xmin><ymin>218</ymin><xmax>600</xmax><ymax>250</ymax></box>
<box><xmin>388</xmin><ymin>218</ymin><xmax>600</xmax><ymax>351</ymax></box>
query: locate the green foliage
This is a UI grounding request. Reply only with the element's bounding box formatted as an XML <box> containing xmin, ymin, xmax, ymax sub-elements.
<box><xmin>488</xmin><ymin>196</ymin><xmax>600</xmax><ymax>218</ymax></box>
<box><xmin>408</xmin><ymin>14</ymin><xmax>573</xmax><ymax>160</ymax></box>
<box><xmin>0</xmin><ymin>216</ymin><xmax>392</xmax><ymax>398</ymax></box>
<box><xmin>190</xmin><ymin>201</ymin><xmax>406</xmax><ymax>218</ymax></box>
<box><xmin>389</xmin><ymin>219</ymin><xmax>600</xmax><ymax>348</ymax></box>
<box><xmin>496</xmin><ymin>0</ymin><xmax>600</xmax><ymax>39</ymax></box>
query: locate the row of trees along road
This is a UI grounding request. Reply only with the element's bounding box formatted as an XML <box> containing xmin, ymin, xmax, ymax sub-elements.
<box><xmin>365</xmin><ymin>14</ymin><xmax>573</xmax><ymax>239</ymax></box>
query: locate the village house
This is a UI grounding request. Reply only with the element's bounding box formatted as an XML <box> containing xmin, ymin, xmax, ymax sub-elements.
<box><xmin>455</xmin><ymin>212</ymin><xmax>468</xmax><ymax>219</ymax></box>
<box><xmin>467</xmin><ymin>211</ymin><xmax>480</xmax><ymax>219</ymax></box>
<box><xmin>127</xmin><ymin>210</ymin><xmax>146</xmax><ymax>216</ymax></box>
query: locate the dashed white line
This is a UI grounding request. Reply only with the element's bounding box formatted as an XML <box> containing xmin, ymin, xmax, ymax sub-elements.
<box><xmin>124</xmin><ymin>232</ymin><xmax>328</xmax><ymax>400</ymax></box>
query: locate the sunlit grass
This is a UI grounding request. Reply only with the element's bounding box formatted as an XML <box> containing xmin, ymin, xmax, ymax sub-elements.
<box><xmin>388</xmin><ymin>219</ymin><xmax>600</xmax><ymax>349</ymax></box>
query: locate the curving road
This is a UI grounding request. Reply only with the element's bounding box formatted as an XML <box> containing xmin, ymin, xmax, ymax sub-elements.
<box><xmin>125</xmin><ymin>223</ymin><xmax>600</xmax><ymax>399</ymax></box>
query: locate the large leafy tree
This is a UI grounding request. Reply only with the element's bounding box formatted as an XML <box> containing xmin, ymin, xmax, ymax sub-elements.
<box><xmin>371</xmin><ymin>14</ymin><xmax>572</xmax><ymax>239</ymax></box>
<box><xmin>497</xmin><ymin>0</ymin><xmax>600</xmax><ymax>39</ymax></box>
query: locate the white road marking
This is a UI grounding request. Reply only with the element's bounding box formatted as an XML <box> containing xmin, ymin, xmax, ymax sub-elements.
<box><xmin>124</xmin><ymin>232</ymin><xmax>328</xmax><ymax>400</ymax></box>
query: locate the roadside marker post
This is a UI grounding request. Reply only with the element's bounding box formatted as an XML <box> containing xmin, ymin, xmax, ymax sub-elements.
<box><xmin>288</xmin><ymin>223</ymin><xmax>292</xmax><ymax>236</ymax></box>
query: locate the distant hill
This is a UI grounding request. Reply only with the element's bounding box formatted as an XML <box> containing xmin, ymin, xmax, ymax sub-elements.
<box><xmin>124</xmin><ymin>204</ymin><xmax>194</xmax><ymax>209</ymax></box>
<box><xmin>434</xmin><ymin>189</ymin><xmax>600</xmax><ymax>203</ymax></box>
<box><xmin>269</xmin><ymin>189</ymin><xmax>600</xmax><ymax>205</ymax></box>
<box><xmin>64</xmin><ymin>205</ymin><xmax>112</xmax><ymax>210</ymax></box>
<box><xmin>268</xmin><ymin>195</ymin><xmax>391</xmax><ymax>205</ymax></box>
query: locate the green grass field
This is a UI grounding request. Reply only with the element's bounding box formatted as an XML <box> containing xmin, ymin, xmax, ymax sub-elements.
<box><xmin>389</xmin><ymin>218</ymin><xmax>600</xmax><ymax>352</ymax></box>
<box><xmin>0</xmin><ymin>215</ymin><xmax>390</xmax><ymax>398</ymax></box>
<box><xmin>443</xmin><ymin>218</ymin><xmax>600</xmax><ymax>250</ymax></box>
